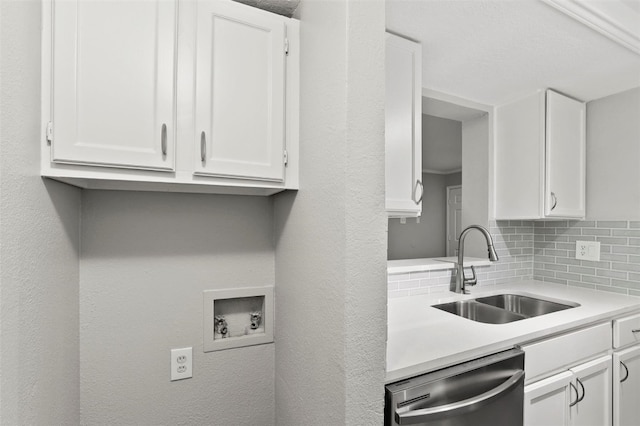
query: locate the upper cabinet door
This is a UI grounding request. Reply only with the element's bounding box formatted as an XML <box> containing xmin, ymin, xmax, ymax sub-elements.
<box><xmin>51</xmin><ymin>0</ymin><xmax>177</xmax><ymax>171</ymax></box>
<box><xmin>194</xmin><ymin>1</ymin><xmax>286</xmax><ymax>182</ymax></box>
<box><xmin>545</xmin><ymin>90</ymin><xmax>586</xmax><ymax>218</ymax></box>
<box><xmin>385</xmin><ymin>33</ymin><xmax>422</xmax><ymax>218</ymax></box>
<box><xmin>495</xmin><ymin>89</ymin><xmax>585</xmax><ymax>220</ymax></box>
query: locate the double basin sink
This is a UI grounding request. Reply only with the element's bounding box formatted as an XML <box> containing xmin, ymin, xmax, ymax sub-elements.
<box><xmin>433</xmin><ymin>293</ymin><xmax>580</xmax><ymax>324</ymax></box>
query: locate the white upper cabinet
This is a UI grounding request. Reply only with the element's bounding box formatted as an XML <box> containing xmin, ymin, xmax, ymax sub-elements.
<box><xmin>194</xmin><ymin>1</ymin><xmax>286</xmax><ymax>182</ymax></box>
<box><xmin>545</xmin><ymin>90</ymin><xmax>586</xmax><ymax>218</ymax></box>
<box><xmin>495</xmin><ymin>89</ymin><xmax>585</xmax><ymax>219</ymax></box>
<box><xmin>50</xmin><ymin>0</ymin><xmax>177</xmax><ymax>171</ymax></box>
<box><xmin>385</xmin><ymin>33</ymin><xmax>422</xmax><ymax>218</ymax></box>
<box><xmin>42</xmin><ymin>0</ymin><xmax>299</xmax><ymax>196</ymax></box>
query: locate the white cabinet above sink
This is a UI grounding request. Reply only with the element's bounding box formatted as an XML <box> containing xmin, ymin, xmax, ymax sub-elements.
<box><xmin>495</xmin><ymin>89</ymin><xmax>585</xmax><ymax>219</ymax></box>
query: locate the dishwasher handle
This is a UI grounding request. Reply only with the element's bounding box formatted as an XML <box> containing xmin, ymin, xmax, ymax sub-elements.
<box><xmin>395</xmin><ymin>370</ymin><xmax>525</xmax><ymax>425</ymax></box>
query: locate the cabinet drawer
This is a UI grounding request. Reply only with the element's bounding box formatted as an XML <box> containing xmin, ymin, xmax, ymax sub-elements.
<box><xmin>613</xmin><ymin>312</ymin><xmax>640</xmax><ymax>349</ymax></box>
<box><xmin>521</xmin><ymin>322</ymin><xmax>611</xmax><ymax>383</ymax></box>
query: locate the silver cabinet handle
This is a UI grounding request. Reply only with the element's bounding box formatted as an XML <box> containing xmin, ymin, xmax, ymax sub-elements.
<box><xmin>620</xmin><ymin>361</ymin><xmax>630</xmax><ymax>383</ymax></box>
<box><xmin>161</xmin><ymin>124</ymin><xmax>168</xmax><ymax>156</ymax></box>
<box><xmin>576</xmin><ymin>378</ymin><xmax>585</xmax><ymax>403</ymax></box>
<box><xmin>551</xmin><ymin>192</ymin><xmax>558</xmax><ymax>211</ymax></box>
<box><xmin>413</xmin><ymin>180</ymin><xmax>423</xmax><ymax>205</ymax></box>
<box><xmin>395</xmin><ymin>370</ymin><xmax>524</xmax><ymax>424</ymax></box>
<box><xmin>632</xmin><ymin>329</ymin><xmax>639</xmax><ymax>333</ymax></box>
<box><xmin>569</xmin><ymin>382</ymin><xmax>579</xmax><ymax>407</ymax></box>
<box><xmin>200</xmin><ymin>131</ymin><xmax>206</xmax><ymax>162</ymax></box>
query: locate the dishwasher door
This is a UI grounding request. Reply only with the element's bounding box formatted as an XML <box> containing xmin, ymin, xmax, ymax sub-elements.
<box><xmin>385</xmin><ymin>348</ymin><xmax>524</xmax><ymax>426</ymax></box>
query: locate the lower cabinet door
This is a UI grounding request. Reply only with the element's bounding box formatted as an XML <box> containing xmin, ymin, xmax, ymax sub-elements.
<box><xmin>569</xmin><ymin>355</ymin><xmax>612</xmax><ymax>426</ymax></box>
<box><xmin>524</xmin><ymin>371</ymin><xmax>573</xmax><ymax>426</ymax></box>
<box><xmin>613</xmin><ymin>345</ymin><xmax>640</xmax><ymax>426</ymax></box>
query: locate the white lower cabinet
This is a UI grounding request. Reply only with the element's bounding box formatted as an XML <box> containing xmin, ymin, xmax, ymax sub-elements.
<box><xmin>524</xmin><ymin>356</ymin><xmax>611</xmax><ymax>426</ymax></box>
<box><xmin>612</xmin><ymin>312</ymin><xmax>640</xmax><ymax>426</ymax></box>
<box><xmin>569</xmin><ymin>356</ymin><xmax>612</xmax><ymax>426</ymax></box>
<box><xmin>522</xmin><ymin>322</ymin><xmax>613</xmax><ymax>426</ymax></box>
<box><xmin>524</xmin><ymin>370</ymin><xmax>573</xmax><ymax>426</ymax></box>
<box><xmin>613</xmin><ymin>345</ymin><xmax>640</xmax><ymax>426</ymax></box>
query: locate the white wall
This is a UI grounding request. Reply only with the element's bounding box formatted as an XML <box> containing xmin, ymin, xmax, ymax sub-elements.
<box><xmin>274</xmin><ymin>0</ymin><xmax>387</xmax><ymax>424</ymax></box>
<box><xmin>0</xmin><ymin>1</ymin><xmax>81</xmax><ymax>423</ymax></box>
<box><xmin>80</xmin><ymin>191</ymin><xmax>276</xmax><ymax>425</ymax></box>
<box><xmin>586</xmin><ymin>87</ymin><xmax>640</xmax><ymax>220</ymax></box>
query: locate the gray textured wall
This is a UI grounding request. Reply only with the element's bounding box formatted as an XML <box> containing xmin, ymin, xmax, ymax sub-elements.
<box><xmin>0</xmin><ymin>1</ymin><xmax>81</xmax><ymax>423</ymax></box>
<box><xmin>586</xmin><ymin>87</ymin><xmax>640</xmax><ymax>220</ymax></box>
<box><xmin>422</xmin><ymin>115</ymin><xmax>462</xmax><ymax>172</ymax></box>
<box><xmin>274</xmin><ymin>0</ymin><xmax>387</xmax><ymax>424</ymax></box>
<box><xmin>79</xmin><ymin>191</ymin><xmax>276</xmax><ymax>425</ymax></box>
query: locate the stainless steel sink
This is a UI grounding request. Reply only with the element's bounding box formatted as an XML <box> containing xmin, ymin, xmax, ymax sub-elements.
<box><xmin>433</xmin><ymin>293</ymin><xmax>579</xmax><ymax>324</ymax></box>
<box><xmin>475</xmin><ymin>294</ymin><xmax>579</xmax><ymax>317</ymax></box>
<box><xmin>433</xmin><ymin>300</ymin><xmax>527</xmax><ymax>324</ymax></box>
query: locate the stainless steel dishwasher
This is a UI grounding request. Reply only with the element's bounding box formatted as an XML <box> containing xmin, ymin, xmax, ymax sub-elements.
<box><xmin>385</xmin><ymin>348</ymin><xmax>524</xmax><ymax>426</ymax></box>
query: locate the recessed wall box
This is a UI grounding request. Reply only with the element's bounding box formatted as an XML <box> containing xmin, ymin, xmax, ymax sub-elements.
<box><xmin>203</xmin><ymin>286</ymin><xmax>273</xmax><ymax>352</ymax></box>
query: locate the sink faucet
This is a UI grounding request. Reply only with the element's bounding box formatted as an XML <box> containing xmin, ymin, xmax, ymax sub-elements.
<box><xmin>452</xmin><ymin>225</ymin><xmax>499</xmax><ymax>294</ymax></box>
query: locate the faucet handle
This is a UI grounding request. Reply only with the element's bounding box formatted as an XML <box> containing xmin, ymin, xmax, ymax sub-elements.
<box><xmin>463</xmin><ymin>265</ymin><xmax>478</xmax><ymax>287</ymax></box>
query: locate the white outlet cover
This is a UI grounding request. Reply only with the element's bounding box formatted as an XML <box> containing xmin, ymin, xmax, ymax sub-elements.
<box><xmin>575</xmin><ymin>240</ymin><xmax>600</xmax><ymax>261</ymax></box>
<box><xmin>170</xmin><ymin>347</ymin><xmax>192</xmax><ymax>381</ymax></box>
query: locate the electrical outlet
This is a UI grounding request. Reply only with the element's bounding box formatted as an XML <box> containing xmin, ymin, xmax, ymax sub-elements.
<box><xmin>170</xmin><ymin>347</ymin><xmax>192</xmax><ymax>381</ymax></box>
<box><xmin>575</xmin><ymin>241</ymin><xmax>600</xmax><ymax>261</ymax></box>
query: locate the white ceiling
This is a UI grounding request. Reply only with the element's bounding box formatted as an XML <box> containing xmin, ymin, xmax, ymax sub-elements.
<box><xmin>386</xmin><ymin>0</ymin><xmax>640</xmax><ymax>106</ymax></box>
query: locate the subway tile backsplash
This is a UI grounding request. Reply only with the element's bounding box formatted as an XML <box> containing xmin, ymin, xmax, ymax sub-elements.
<box><xmin>533</xmin><ymin>220</ymin><xmax>640</xmax><ymax>297</ymax></box>
<box><xmin>388</xmin><ymin>220</ymin><xmax>640</xmax><ymax>298</ymax></box>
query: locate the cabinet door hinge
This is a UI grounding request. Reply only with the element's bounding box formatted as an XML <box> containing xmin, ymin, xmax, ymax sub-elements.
<box><xmin>284</xmin><ymin>38</ymin><xmax>289</xmax><ymax>55</ymax></box>
<box><xmin>283</xmin><ymin>150</ymin><xmax>288</xmax><ymax>166</ymax></box>
<box><xmin>46</xmin><ymin>121</ymin><xmax>53</xmax><ymax>144</ymax></box>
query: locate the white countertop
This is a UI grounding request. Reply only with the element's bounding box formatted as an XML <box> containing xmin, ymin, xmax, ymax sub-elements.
<box><xmin>386</xmin><ymin>280</ymin><xmax>640</xmax><ymax>384</ymax></box>
<box><xmin>387</xmin><ymin>257</ymin><xmax>491</xmax><ymax>274</ymax></box>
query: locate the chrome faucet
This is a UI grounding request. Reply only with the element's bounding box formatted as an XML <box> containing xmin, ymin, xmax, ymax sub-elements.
<box><xmin>452</xmin><ymin>225</ymin><xmax>499</xmax><ymax>294</ymax></box>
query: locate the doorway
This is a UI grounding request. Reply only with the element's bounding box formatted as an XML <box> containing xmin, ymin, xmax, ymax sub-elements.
<box><xmin>446</xmin><ymin>185</ymin><xmax>462</xmax><ymax>257</ymax></box>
